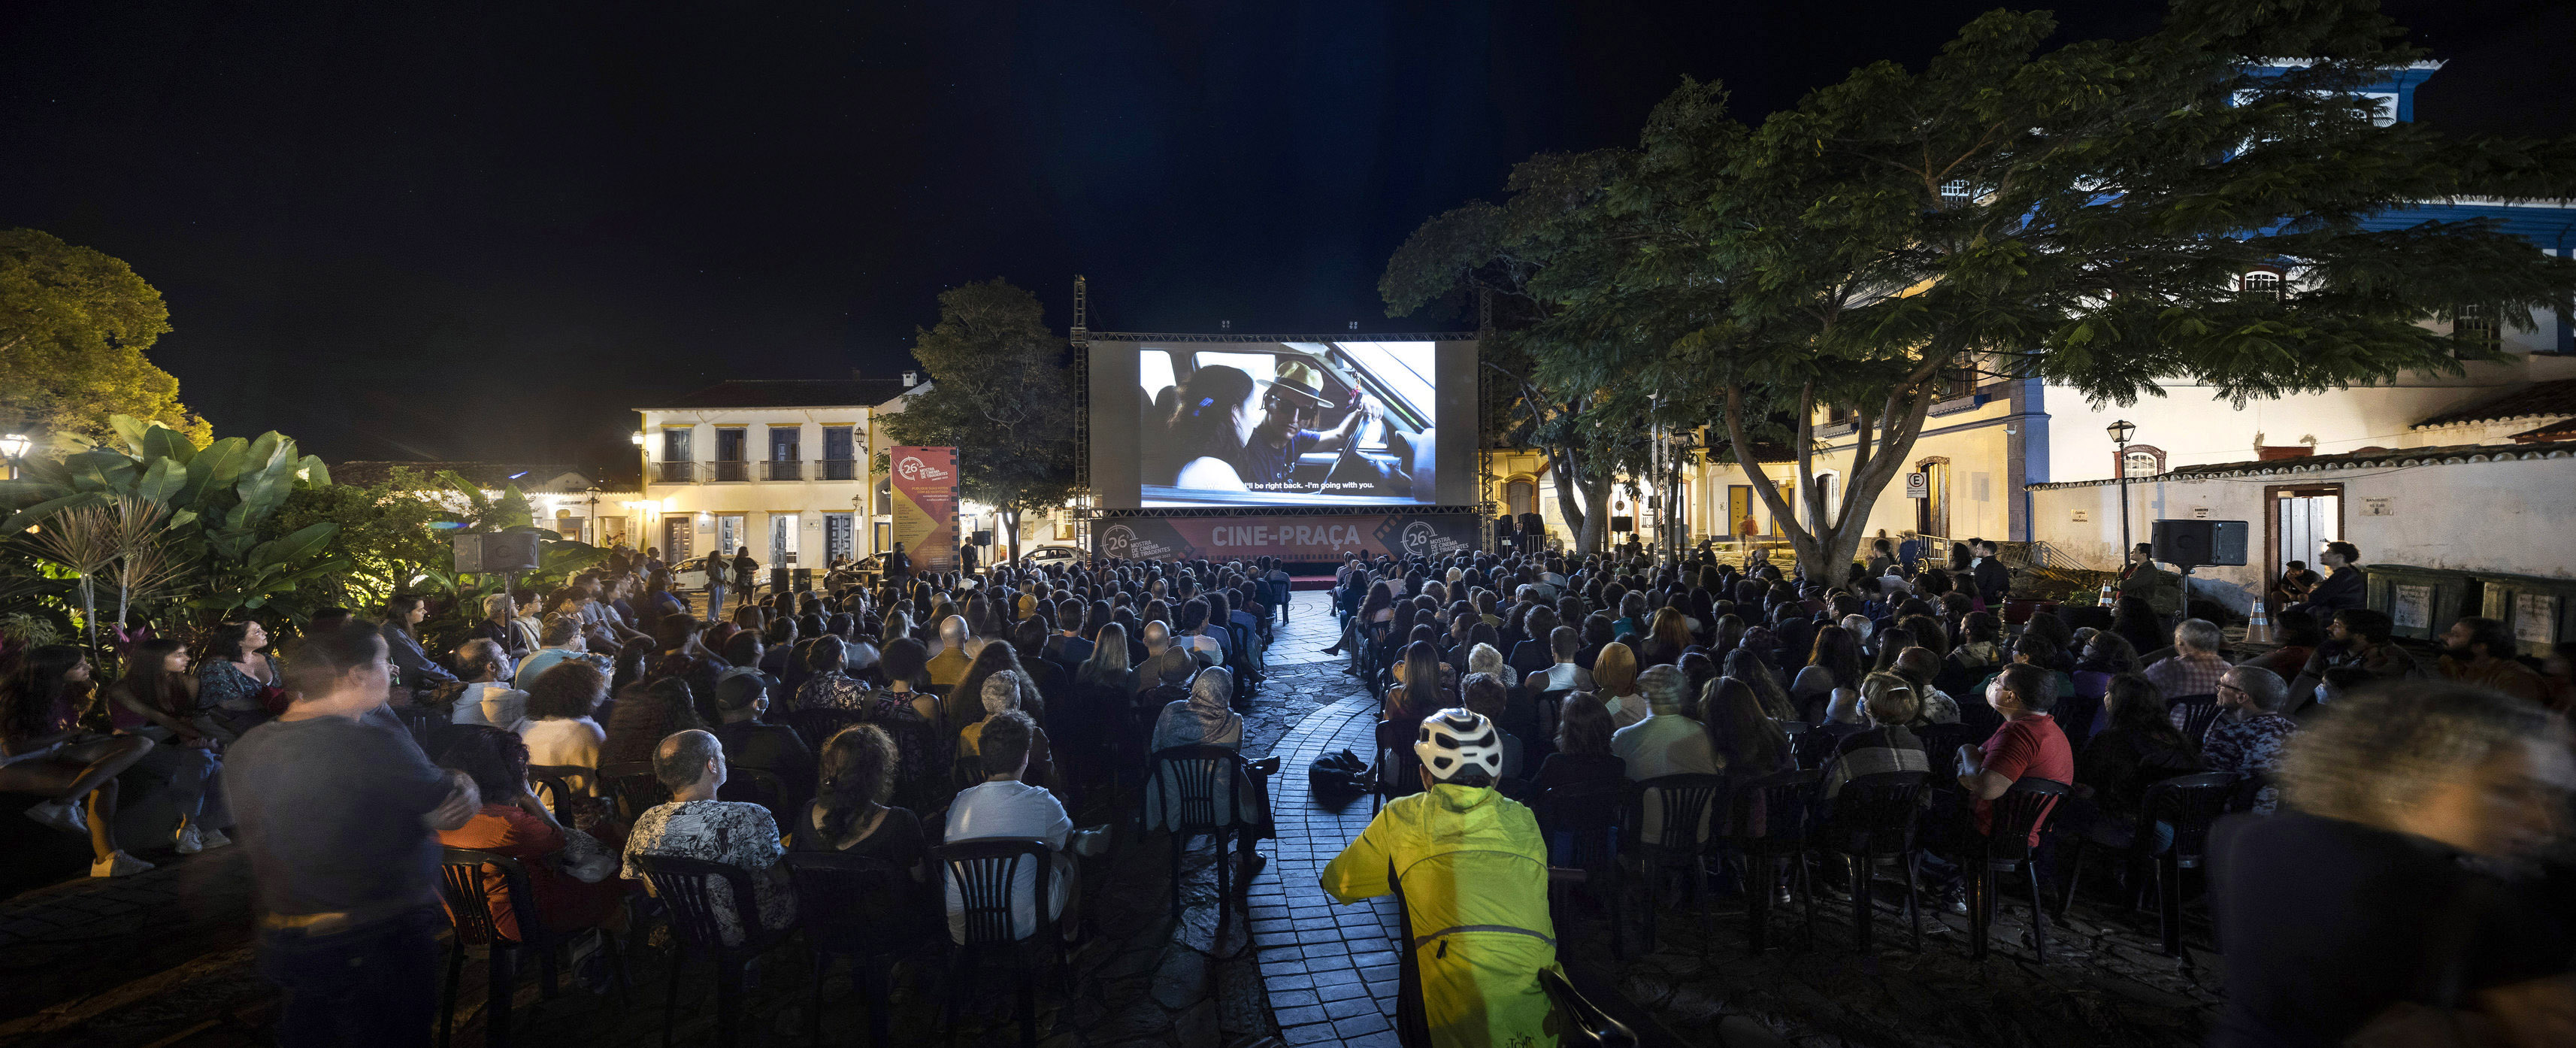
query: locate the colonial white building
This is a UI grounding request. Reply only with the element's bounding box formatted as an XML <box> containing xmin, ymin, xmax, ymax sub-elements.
<box><xmin>630</xmin><ymin>377</ymin><xmax>922</xmax><ymax>570</ymax></box>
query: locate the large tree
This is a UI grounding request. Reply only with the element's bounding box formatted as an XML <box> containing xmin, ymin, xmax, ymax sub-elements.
<box><xmin>879</xmin><ymin>279</ymin><xmax>1079</xmax><ymax>561</ymax></box>
<box><xmin>1454</xmin><ymin>0</ymin><xmax>2576</xmax><ymax>577</ymax></box>
<box><xmin>0</xmin><ymin>229</ymin><xmax>212</xmax><ymax>447</ymax></box>
<box><xmin>1381</xmin><ymin>151</ymin><xmax>1663</xmax><ymax>554</ymax></box>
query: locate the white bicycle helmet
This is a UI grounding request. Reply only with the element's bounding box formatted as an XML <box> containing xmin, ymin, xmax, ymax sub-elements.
<box><xmin>1413</xmin><ymin>707</ymin><xmax>1504</xmax><ymax>783</ymax></box>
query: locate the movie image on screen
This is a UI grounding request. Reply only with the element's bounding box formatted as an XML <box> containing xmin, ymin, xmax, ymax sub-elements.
<box><xmin>1128</xmin><ymin>341</ymin><xmax>1442</xmax><ymax>507</ymax></box>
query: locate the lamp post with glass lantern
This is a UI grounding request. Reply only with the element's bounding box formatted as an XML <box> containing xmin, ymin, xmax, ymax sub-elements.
<box><xmin>2108</xmin><ymin>420</ymin><xmax>2137</xmax><ymax>556</ymax></box>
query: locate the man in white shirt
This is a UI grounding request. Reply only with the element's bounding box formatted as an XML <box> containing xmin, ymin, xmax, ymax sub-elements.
<box><xmin>449</xmin><ymin>640</ymin><xmax>529</xmax><ymax>731</ymax></box>
<box><xmin>943</xmin><ymin>711</ymin><xmax>1077</xmax><ymax>942</ymax></box>
<box><xmin>1610</xmin><ymin>665</ymin><xmax>1718</xmax><ymax>845</ymax></box>
<box><xmin>1177</xmin><ymin>598</ymin><xmax>1227</xmax><ymax>667</ymax></box>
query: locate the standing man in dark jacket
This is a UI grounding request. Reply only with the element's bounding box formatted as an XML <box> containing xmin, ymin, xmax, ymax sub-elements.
<box><xmin>730</xmin><ymin>547</ymin><xmax>758</xmax><ymax>608</ymax></box>
<box><xmin>884</xmin><ymin>542</ymin><xmax>912</xmax><ymax>586</ymax></box>
<box><xmin>1969</xmin><ymin>539</ymin><xmax>2013</xmax><ymax>610</ymax></box>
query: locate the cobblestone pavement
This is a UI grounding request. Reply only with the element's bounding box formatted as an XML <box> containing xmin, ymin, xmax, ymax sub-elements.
<box><xmin>0</xmin><ymin>589</ymin><xmax>2229</xmax><ymax>1047</ymax></box>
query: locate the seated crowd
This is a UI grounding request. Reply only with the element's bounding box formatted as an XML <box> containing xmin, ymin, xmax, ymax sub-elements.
<box><xmin>8</xmin><ymin>534</ymin><xmax>2576</xmax><ymax>1047</ymax></box>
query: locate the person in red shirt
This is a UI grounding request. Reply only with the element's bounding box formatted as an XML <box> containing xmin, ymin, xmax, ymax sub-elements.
<box><xmin>435</xmin><ymin>725</ymin><xmax>627</xmax><ymax>942</ymax></box>
<box><xmin>1953</xmin><ymin>662</ymin><xmax>2075</xmax><ymax>846</ymax></box>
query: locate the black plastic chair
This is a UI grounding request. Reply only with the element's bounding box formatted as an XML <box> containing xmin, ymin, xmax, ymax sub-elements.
<box><xmin>631</xmin><ymin>853</ymin><xmax>787</xmax><ymax>1048</ymax></box>
<box><xmin>786</xmin><ymin>852</ymin><xmax>911</xmax><ymax>1048</ymax></box>
<box><xmin>932</xmin><ymin>837</ymin><xmax>1067</xmax><ymax>1048</ymax></box>
<box><xmin>717</xmin><ymin>765</ymin><xmax>795</xmax><ymax>827</ymax></box>
<box><xmin>396</xmin><ymin>704</ymin><xmax>444</xmax><ymax>755</ymax></box>
<box><xmin>1787</xmin><ymin>724</ymin><xmax>1842</xmax><ymax>771</ymax></box>
<box><xmin>1530</xmin><ymin>778</ymin><xmax>1626</xmax><ymax>959</ymax></box>
<box><xmin>1820</xmin><ymin>771</ymin><xmax>1930</xmax><ymax>954</ymax></box>
<box><xmin>524</xmin><ymin>764</ymin><xmax>591</xmax><ymax>824</ymax></box>
<box><xmin>436</xmin><ymin>847</ymin><xmax>628</xmax><ymax>1048</ymax></box>
<box><xmin>2172</xmin><ymin>695</ymin><xmax>2223</xmax><ymax>747</ymax></box>
<box><xmin>1385</xmin><ymin>856</ymin><xmax>1637</xmax><ymax>1048</ymax></box>
<box><xmin>600</xmin><ymin>760</ymin><xmax>669</xmax><ymax>823</ymax></box>
<box><xmin>1627</xmin><ymin>773</ymin><xmax>1728</xmax><ymax>953</ymax></box>
<box><xmin>2057</xmin><ymin>771</ymin><xmax>2239</xmax><ymax>959</ymax></box>
<box><xmin>2047</xmin><ymin>691</ymin><xmax>2102</xmax><ymax>747</ymax></box>
<box><xmin>1969</xmin><ymin>777</ymin><xmax>2069</xmax><ymax>963</ymax></box>
<box><xmin>1148</xmin><ymin>745</ymin><xmax>1250</xmax><ymax>919</ymax></box>
<box><xmin>1722</xmin><ymin>768</ymin><xmax>1825</xmax><ymax>955</ymax></box>
<box><xmin>1371</xmin><ymin>718</ymin><xmax>1421</xmax><ymax>813</ymax></box>
<box><xmin>781</xmin><ymin>707</ymin><xmax>871</xmax><ymax>754</ymax></box>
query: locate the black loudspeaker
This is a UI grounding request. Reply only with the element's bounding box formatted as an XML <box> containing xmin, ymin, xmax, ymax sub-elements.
<box><xmin>771</xmin><ymin>567</ymin><xmax>791</xmax><ymax>593</ymax></box>
<box><xmin>971</xmin><ymin>530</ymin><xmax>993</xmax><ymax>546</ymax></box>
<box><xmin>2151</xmin><ymin>519</ymin><xmax>2250</xmax><ymax>568</ymax></box>
<box><xmin>453</xmin><ymin>532</ymin><xmax>542</xmax><ymax>574</ymax></box>
<box><xmin>1610</xmin><ymin>515</ymin><xmax>1634</xmax><ymax>534</ymax></box>
<box><xmin>792</xmin><ymin>568</ymin><xmax>814</xmax><ymax>592</ymax></box>
<box><xmin>1494</xmin><ymin>516</ymin><xmax>1515</xmax><ymax>543</ymax></box>
<box><xmin>1518</xmin><ymin>513</ymin><xmax>1545</xmax><ymax>540</ymax></box>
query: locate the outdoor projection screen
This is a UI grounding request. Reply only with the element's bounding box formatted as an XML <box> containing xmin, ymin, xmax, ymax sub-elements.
<box><xmin>1086</xmin><ymin>339</ymin><xmax>1479</xmax><ymax>509</ymax></box>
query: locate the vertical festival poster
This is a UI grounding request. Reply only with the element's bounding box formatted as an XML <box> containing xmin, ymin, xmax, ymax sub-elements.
<box><xmin>889</xmin><ymin>446</ymin><xmax>960</xmax><ymax>573</ymax></box>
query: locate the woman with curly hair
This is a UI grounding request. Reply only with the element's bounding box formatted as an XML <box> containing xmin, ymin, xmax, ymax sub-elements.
<box><xmin>794</xmin><ymin>724</ymin><xmax>927</xmax><ymax>882</ymax></box>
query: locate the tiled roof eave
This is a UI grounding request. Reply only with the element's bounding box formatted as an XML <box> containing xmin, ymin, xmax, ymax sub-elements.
<box><xmin>2024</xmin><ymin>442</ymin><xmax>2576</xmax><ymax>490</ymax></box>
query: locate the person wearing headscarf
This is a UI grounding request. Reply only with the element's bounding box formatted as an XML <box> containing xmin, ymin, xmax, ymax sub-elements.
<box><xmin>1143</xmin><ymin>667</ymin><xmax>1273</xmax><ymax>866</ymax></box>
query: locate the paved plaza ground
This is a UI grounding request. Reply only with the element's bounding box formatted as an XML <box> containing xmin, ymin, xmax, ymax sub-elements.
<box><xmin>0</xmin><ymin>592</ymin><xmax>2224</xmax><ymax>1046</ymax></box>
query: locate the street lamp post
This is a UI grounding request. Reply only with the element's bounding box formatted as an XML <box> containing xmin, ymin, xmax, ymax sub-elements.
<box><xmin>584</xmin><ymin>486</ymin><xmax>601</xmax><ymax>546</ymax></box>
<box><xmin>2107</xmin><ymin>420</ymin><xmax>2137</xmax><ymax>556</ymax></box>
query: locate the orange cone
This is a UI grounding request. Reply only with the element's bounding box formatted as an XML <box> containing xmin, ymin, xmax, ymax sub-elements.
<box><xmin>2245</xmin><ymin>601</ymin><xmax>2274</xmax><ymax>644</ymax></box>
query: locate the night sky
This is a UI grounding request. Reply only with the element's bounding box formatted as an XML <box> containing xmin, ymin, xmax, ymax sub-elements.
<box><xmin>5</xmin><ymin>1</ymin><xmax>2565</xmax><ymax>474</ymax></box>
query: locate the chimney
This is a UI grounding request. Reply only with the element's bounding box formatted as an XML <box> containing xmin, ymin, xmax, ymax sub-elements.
<box><xmin>902</xmin><ymin>371</ymin><xmax>919</xmax><ymax>387</ymax></box>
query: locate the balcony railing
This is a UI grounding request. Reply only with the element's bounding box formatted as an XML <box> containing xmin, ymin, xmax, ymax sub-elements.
<box><xmin>762</xmin><ymin>460</ymin><xmax>804</xmax><ymax>481</ymax></box>
<box><xmin>709</xmin><ymin>460</ymin><xmax>749</xmax><ymax>483</ymax></box>
<box><xmin>655</xmin><ymin>462</ymin><xmax>696</xmax><ymax>483</ymax></box>
<box><xmin>819</xmin><ymin>458</ymin><xmax>858</xmax><ymax>481</ymax></box>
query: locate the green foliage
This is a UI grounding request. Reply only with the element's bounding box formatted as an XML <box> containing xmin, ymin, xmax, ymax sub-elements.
<box><xmin>2</xmin><ymin>415</ymin><xmax>341</xmax><ymax>632</ymax></box>
<box><xmin>1387</xmin><ymin>0</ymin><xmax>2576</xmax><ymax>573</ymax></box>
<box><xmin>0</xmin><ymin>229</ymin><xmax>212</xmax><ymax>447</ymax></box>
<box><xmin>880</xmin><ymin>279</ymin><xmax>1079</xmax><ymax>558</ymax></box>
<box><xmin>265</xmin><ymin>466</ymin><xmax>453</xmax><ymax>610</ymax></box>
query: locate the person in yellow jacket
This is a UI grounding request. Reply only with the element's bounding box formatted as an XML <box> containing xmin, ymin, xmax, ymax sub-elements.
<box><xmin>1321</xmin><ymin>708</ymin><xmax>1564</xmax><ymax>1048</ymax></box>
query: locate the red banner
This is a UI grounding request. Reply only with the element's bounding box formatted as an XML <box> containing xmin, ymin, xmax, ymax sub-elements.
<box><xmin>889</xmin><ymin>446</ymin><xmax>959</xmax><ymax>572</ymax></box>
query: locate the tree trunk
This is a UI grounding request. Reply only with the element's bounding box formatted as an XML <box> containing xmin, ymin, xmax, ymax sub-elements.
<box><xmin>1545</xmin><ymin>443</ymin><xmax>1587</xmax><ymax>553</ymax></box>
<box><xmin>77</xmin><ymin>575</ymin><xmax>100</xmax><ymax>666</ymax></box>
<box><xmin>1575</xmin><ymin>464</ymin><xmax>1613</xmax><ymax>555</ymax></box>
<box><xmin>1724</xmin><ymin>380</ymin><xmax>1934</xmax><ymax>583</ymax></box>
<box><xmin>1001</xmin><ymin>510</ymin><xmax>1022</xmax><ymax>563</ymax></box>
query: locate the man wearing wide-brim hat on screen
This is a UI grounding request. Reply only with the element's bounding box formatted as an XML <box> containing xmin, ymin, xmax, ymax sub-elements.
<box><xmin>1243</xmin><ymin>359</ymin><xmax>1378</xmax><ymax>489</ymax></box>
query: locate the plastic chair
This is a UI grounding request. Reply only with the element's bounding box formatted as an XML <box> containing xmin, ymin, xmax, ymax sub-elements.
<box><xmin>436</xmin><ymin>847</ymin><xmax>629</xmax><ymax>1048</ymax></box>
<box><xmin>1147</xmin><ymin>745</ymin><xmax>1250</xmax><ymax>919</ymax></box>
<box><xmin>523</xmin><ymin>765</ymin><xmax>590</xmax><ymax>823</ymax></box>
<box><xmin>1969</xmin><ymin>777</ymin><xmax>2069</xmax><ymax>963</ymax></box>
<box><xmin>717</xmin><ymin>765</ymin><xmax>795</xmax><ymax>827</ymax></box>
<box><xmin>2047</xmin><ymin>690</ymin><xmax>2102</xmax><ymax>747</ymax></box>
<box><xmin>600</xmin><ymin>760</ymin><xmax>668</xmax><ymax>823</ymax></box>
<box><xmin>2172</xmin><ymin>695</ymin><xmax>2223</xmax><ymax>747</ymax></box>
<box><xmin>1385</xmin><ymin>856</ymin><xmax>1637</xmax><ymax>1048</ymax></box>
<box><xmin>786</xmin><ymin>852</ymin><xmax>910</xmax><ymax>1048</ymax></box>
<box><xmin>1788</xmin><ymin>725</ymin><xmax>1842</xmax><ymax>771</ymax></box>
<box><xmin>1627</xmin><ymin>773</ymin><xmax>1728</xmax><ymax>953</ymax></box>
<box><xmin>1722</xmin><ymin>769</ymin><xmax>1825</xmax><ymax>955</ymax></box>
<box><xmin>1530</xmin><ymin>778</ymin><xmax>1626</xmax><ymax>959</ymax></box>
<box><xmin>931</xmin><ymin>837</ymin><xmax>1067</xmax><ymax>1048</ymax></box>
<box><xmin>2129</xmin><ymin>772</ymin><xmax>2238</xmax><ymax>959</ymax></box>
<box><xmin>396</xmin><ymin>704</ymin><xmax>444</xmax><ymax>755</ymax></box>
<box><xmin>1371</xmin><ymin>719</ymin><xmax>1421</xmax><ymax>814</ymax></box>
<box><xmin>781</xmin><ymin>707</ymin><xmax>870</xmax><ymax>753</ymax></box>
<box><xmin>631</xmin><ymin>853</ymin><xmax>786</xmax><ymax>1048</ymax></box>
<box><xmin>1818</xmin><ymin>771</ymin><xmax>1930</xmax><ymax>954</ymax></box>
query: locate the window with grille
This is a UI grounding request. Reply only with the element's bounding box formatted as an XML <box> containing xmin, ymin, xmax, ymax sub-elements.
<box><xmin>2453</xmin><ymin>304</ymin><xmax>2502</xmax><ymax>357</ymax></box>
<box><xmin>2239</xmin><ymin>271</ymin><xmax>2283</xmax><ymax>302</ymax></box>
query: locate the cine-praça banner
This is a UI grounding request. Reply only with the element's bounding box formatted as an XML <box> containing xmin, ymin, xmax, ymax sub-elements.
<box><xmin>1089</xmin><ymin>513</ymin><xmax>1482</xmax><ymax>562</ymax></box>
<box><xmin>888</xmin><ymin>446</ymin><xmax>959</xmax><ymax>573</ymax></box>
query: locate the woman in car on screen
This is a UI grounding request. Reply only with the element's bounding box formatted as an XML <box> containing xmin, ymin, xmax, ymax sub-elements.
<box><xmin>1165</xmin><ymin>365</ymin><xmax>1260</xmax><ymax>489</ymax></box>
